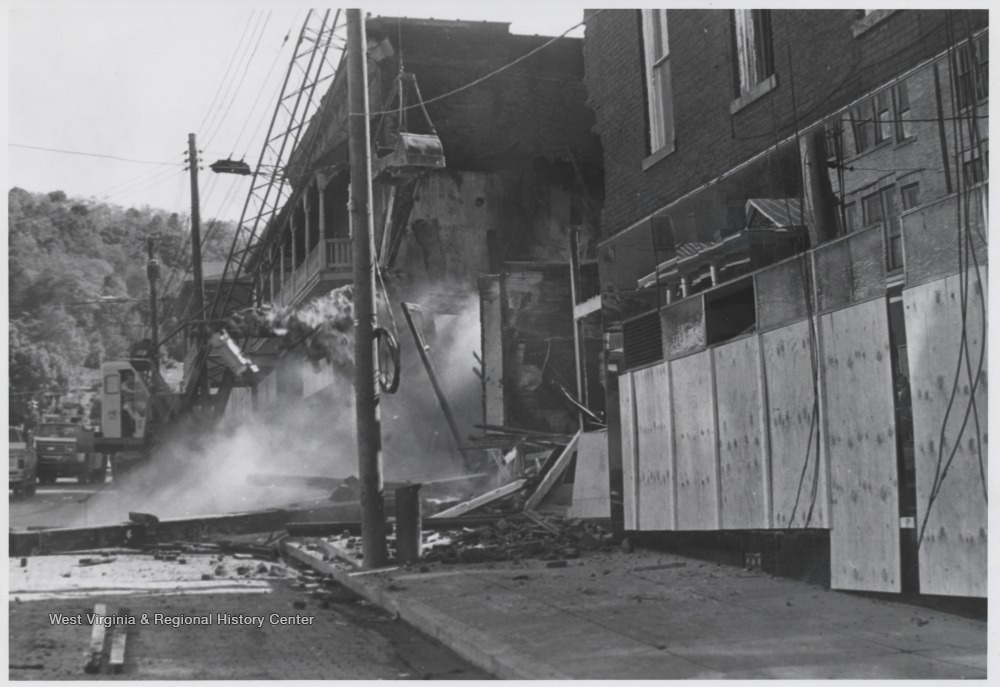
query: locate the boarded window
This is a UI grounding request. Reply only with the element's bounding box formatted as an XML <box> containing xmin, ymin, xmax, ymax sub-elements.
<box><xmin>622</xmin><ymin>310</ymin><xmax>663</xmax><ymax>370</ymax></box>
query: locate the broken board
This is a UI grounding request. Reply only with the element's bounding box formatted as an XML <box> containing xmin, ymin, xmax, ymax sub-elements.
<box><xmin>633</xmin><ymin>361</ymin><xmax>674</xmax><ymax>530</ymax></box>
<box><xmin>524</xmin><ymin>430</ymin><xmax>582</xmax><ymax>512</ymax></box>
<box><xmin>429</xmin><ymin>479</ymin><xmax>527</xmax><ymax>519</ymax></box>
<box><xmin>618</xmin><ymin>371</ymin><xmax>639</xmax><ymax>530</ymax></box>
<box><xmin>761</xmin><ymin>320</ymin><xmax>829</xmax><ymax>528</ymax></box>
<box><xmin>568</xmin><ymin>430</ymin><xmax>611</xmax><ymax>519</ymax></box>
<box><xmin>821</xmin><ymin>299</ymin><xmax>900</xmax><ymax>593</ymax></box>
<box><xmin>903</xmin><ymin>272</ymin><xmax>988</xmax><ymax>597</ymax></box>
<box><xmin>670</xmin><ymin>350</ymin><xmax>720</xmax><ymax>530</ymax></box>
<box><xmin>713</xmin><ymin>336</ymin><xmax>768</xmax><ymax>529</ymax></box>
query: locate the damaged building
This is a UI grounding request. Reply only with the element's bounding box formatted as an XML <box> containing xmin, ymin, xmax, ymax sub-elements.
<box><xmin>226</xmin><ymin>17</ymin><xmax>604</xmax><ymax>477</ymax></box>
<box><xmin>585</xmin><ymin>9</ymin><xmax>987</xmax><ymax>597</ymax></box>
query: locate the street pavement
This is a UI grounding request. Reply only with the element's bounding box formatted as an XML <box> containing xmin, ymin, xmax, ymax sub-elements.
<box><xmin>285</xmin><ymin>540</ymin><xmax>988</xmax><ymax>679</ymax></box>
<box><xmin>7</xmin><ymin>553</ymin><xmax>488</xmax><ymax>680</ymax></box>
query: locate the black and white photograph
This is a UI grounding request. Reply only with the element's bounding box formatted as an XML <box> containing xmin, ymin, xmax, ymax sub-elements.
<box><xmin>6</xmin><ymin>1</ymin><xmax>989</xmax><ymax>679</ymax></box>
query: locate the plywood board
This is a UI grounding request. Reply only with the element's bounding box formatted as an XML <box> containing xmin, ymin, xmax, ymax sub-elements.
<box><xmin>714</xmin><ymin>337</ymin><xmax>767</xmax><ymax>529</ymax></box>
<box><xmin>568</xmin><ymin>430</ymin><xmax>612</xmax><ymax>519</ymax></box>
<box><xmin>903</xmin><ymin>272</ymin><xmax>988</xmax><ymax>597</ymax></box>
<box><xmin>618</xmin><ymin>372</ymin><xmax>639</xmax><ymax>530</ymax></box>
<box><xmin>762</xmin><ymin>320</ymin><xmax>829</xmax><ymax>528</ymax></box>
<box><xmin>821</xmin><ymin>300</ymin><xmax>900</xmax><ymax>593</ymax></box>
<box><xmin>633</xmin><ymin>361</ymin><xmax>674</xmax><ymax>530</ymax></box>
<box><xmin>479</xmin><ymin>276</ymin><xmax>505</xmax><ymax>426</ymax></box>
<box><xmin>670</xmin><ymin>351</ymin><xmax>719</xmax><ymax>530</ymax></box>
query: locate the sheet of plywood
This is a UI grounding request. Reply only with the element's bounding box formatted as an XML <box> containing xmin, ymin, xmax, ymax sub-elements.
<box><xmin>903</xmin><ymin>272</ymin><xmax>988</xmax><ymax>597</ymax></box>
<box><xmin>568</xmin><ymin>430</ymin><xmax>612</xmax><ymax>519</ymax></box>
<box><xmin>714</xmin><ymin>336</ymin><xmax>768</xmax><ymax>529</ymax></box>
<box><xmin>618</xmin><ymin>372</ymin><xmax>639</xmax><ymax>530</ymax></box>
<box><xmin>821</xmin><ymin>300</ymin><xmax>900</xmax><ymax>593</ymax></box>
<box><xmin>762</xmin><ymin>320</ymin><xmax>829</xmax><ymax>528</ymax></box>
<box><xmin>634</xmin><ymin>361</ymin><xmax>675</xmax><ymax>530</ymax></box>
<box><xmin>671</xmin><ymin>351</ymin><xmax>719</xmax><ymax>530</ymax></box>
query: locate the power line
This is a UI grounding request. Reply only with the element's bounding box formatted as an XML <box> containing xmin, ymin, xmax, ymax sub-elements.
<box><xmin>196</xmin><ymin>11</ymin><xmax>259</xmax><ymax>137</ymax></box>
<box><xmin>9</xmin><ymin>143</ymin><xmax>181</xmax><ymax>166</ymax></box>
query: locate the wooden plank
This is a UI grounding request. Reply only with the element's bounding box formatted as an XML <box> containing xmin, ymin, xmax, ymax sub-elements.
<box><xmin>714</xmin><ymin>336</ymin><xmax>767</xmax><ymax>529</ymax></box>
<box><xmin>479</xmin><ymin>276</ymin><xmax>505</xmax><ymax>426</ymax></box>
<box><xmin>761</xmin><ymin>320</ymin><xmax>829</xmax><ymax>528</ymax></box>
<box><xmin>671</xmin><ymin>351</ymin><xmax>719</xmax><ymax>530</ymax></box>
<box><xmin>618</xmin><ymin>372</ymin><xmax>639</xmax><ymax>530</ymax></box>
<box><xmin>108</xmin><ymin>608</ymin><xmax>130</xmax><ymax>673</ymax></box>
<box><xmin>524</xmin><ymin>430</ymin><xmax>582</xmax><ymax>512</ymax></box>
<box><xmin>821</xmin><ymin>300</ymin><xmax>900</xmax><ymax>593</ymax></box>
<box><xmin>568</xmin><ymin>430</ymin><xmax>612</xmax><ymax>519</ymax></box>
<box><xmin>903</xmin><ymin>272</ymin><xmax>988</xmax><ymax>597</ymax></box>
<box><xmin>634</xmin><ymin>362</ymin><xmax>674</xmax><ymax>530</ymax></box>
<box><xmin>429</xmin><ymin>479</ymin><xmax>527</xmax><ymax>519</ymax></box>
<box><xmin>84</xmin><ymin>603</ymin><xmax>107</xmax><ymax>674</ymax></box>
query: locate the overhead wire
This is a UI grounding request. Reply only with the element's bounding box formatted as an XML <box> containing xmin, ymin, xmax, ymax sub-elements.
<box><xmin>8</xmin><ymin>143</ymin><xmax>182</xmax><ymax>166</ymax></box>
<box><xmin>195</xmin><ymin>11</ymin><xmax>259</xmax><ymax>137</ymax></box>
<box><xmin>204</xmin><ymin>10</ymin><xmax>273</xmax><ymax>151</ymax></box>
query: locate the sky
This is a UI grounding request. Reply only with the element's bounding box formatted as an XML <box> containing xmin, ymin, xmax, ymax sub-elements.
<box><xmin>6</xmin><ymin>1</ymin><xmax>593</xmax><ymax>224</ymax></box>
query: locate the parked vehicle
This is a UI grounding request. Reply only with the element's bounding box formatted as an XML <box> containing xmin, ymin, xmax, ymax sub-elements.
<box><xmin>34</xmin><ymin>422</ymin><xmax>107</xmax><ymax>484</ymax></box>
<box><xmin>9</xmin><ymin>426</ymin><xmax>38</xmax><ymax>497</ymax></box>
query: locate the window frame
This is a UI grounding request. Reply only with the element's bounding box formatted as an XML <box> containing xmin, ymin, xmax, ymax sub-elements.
<box><xmin>641</xmin><ymin>9</ymin><xmax>676</xmax><ymax>160</ymax></box>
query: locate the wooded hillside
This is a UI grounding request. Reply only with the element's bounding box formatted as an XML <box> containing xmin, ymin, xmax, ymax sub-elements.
<box><xmin>8</xmin><ymin>187</ymin><xmax>236</xmax><ymax>425</ymax></box>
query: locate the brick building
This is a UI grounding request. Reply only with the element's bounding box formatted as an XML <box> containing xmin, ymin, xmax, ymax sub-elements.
<box><xmin>584</xmin><ymin>10</ymin><xmax>987</xmax><ymax>597</ymax></box>
<box><xmin>229</xmin><ymin>17</ymin><xmax>604</xmax><ymax>478</ymax></box>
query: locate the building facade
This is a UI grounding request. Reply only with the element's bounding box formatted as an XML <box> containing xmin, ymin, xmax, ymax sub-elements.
<box><xmin>228</xmin><ymin>17</ymin><xmax>605</xmax><ymax>478</ymax></box>
<box><xmin>585</xmin><ymin>9</ymin><xmax>987</xmax><ymax>597</ymax></box>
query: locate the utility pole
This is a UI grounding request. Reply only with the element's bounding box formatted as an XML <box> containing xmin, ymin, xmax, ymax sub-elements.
<box><xmin>146</xmin><ymin>237</ymin><xmax>160</xmax><ymax>371</ymax></box>
<box><xmin>187</xmin><ymin>133</ymin><xmax>208</xmax><ymax>395</ymax></box>
<box><xmin>347</xmin><ymin>9</ymin><xmax>389</xmax><ymax>569</ymax></box>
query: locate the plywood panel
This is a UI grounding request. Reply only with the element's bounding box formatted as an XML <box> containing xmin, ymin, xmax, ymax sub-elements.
<box><xmin>714</xmin><ymin>337</ymin><xmax>767</xmax><ymax>529</ymax></box>
<box><xmin>618</xmin><ymin>372</ymin><xmax>639</xmax><ymax>530</ymax></box>
<box><xmin>633</xmin><ymin>362</ymin><xmax>674</xmax><ymax>530</ymax></box>
<box><xmin>671</xmin><ymin>351</ymin><xmax>719</xmax><ymax>530</ymax></box>
<box><xmin>762</xmin><ymin>320</ymin><xmax>829</xmax><ymax>528</ymax></box>
<box><xmin>903</xmin><ymin>272</ymin><xmax>988</xmax><ymax>597</ymax></box>
<box><xmin>821</xmin><ymin>300</ymin><xmax>900</xmax><ymax>593</ymax></box>
<box><xmin>569</xmin><ymin>430</ymin><xmax>612</xmax><ymax>520</ymax></box>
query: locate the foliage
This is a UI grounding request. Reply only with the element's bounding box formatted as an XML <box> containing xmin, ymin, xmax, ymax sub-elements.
<box><xmin>7</xmin><ymin>187</ymin><xmax>237</xmax><ymax>425</ymax></box>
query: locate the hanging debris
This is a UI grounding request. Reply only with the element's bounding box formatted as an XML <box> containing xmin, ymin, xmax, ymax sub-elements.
<box><xmin>224</xmin><ymin>285</ymin><xmax>355</xmax><ymax>368</ymax></box>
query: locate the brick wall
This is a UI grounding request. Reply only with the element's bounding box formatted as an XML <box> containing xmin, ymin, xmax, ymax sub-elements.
<box><xmin>585</xmin><ymin>9</ymin><xmax>988</xmax><ymax>240</ymax></box>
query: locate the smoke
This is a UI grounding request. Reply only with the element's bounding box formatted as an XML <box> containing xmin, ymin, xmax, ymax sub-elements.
<box><xmin>68</xmin><ymin>289</ymin><xmax>486</xmax><ymax>527</ymax></box>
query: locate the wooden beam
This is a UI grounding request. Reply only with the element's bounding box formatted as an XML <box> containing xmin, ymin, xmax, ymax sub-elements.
<box><xmin>84</xmin><ymin>603</ymin><xmax>107</xmax><ymax>674</ymax></box>
<box><xmin>573</xmin><ymin>294</ymin><xmax>601</xmax><ymax>321</ymax></box>
<box><xmin>429</xmin><ymin>479</ymin><xmax>527</xmax><ymax>519</ymax></box>
<box><xmin>524</xmin><ymin>429</ymin><xmax>582</xmax><ymax>512</ymax></box>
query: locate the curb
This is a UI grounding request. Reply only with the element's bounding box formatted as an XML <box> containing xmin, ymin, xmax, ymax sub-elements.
<box><xmin>281</xmin><ymin>541</ymin><xmax>570</xmax><ymax>679</ymax></box>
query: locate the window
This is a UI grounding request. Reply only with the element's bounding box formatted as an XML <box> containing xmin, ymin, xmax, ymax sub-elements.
<box><xmin>874</xmin><ymin>91</ymin><xmax>892</xmax><ymax>144</ymax></box>
<box><xmin>641</xmin><ymin>10</ymin><xmax>675</xmax><ymax>155</ymax></box>
<box><xmin>104</xmin><ymin>374</ymin><xmax>120</xmax><ymax>394</ymax></box>
<box><xmin>843</xmin><ymin>202</ymin><xmax>858</xmax><ymax>234</ymax></box>
<box><xmin>850</xmin><ymin>105</ymin><xmax>874</xmax><ymax>153</ymax></box>
<box><xmin>862</xmin><ymin>190</ymin><xmax>884</xmax><ymax>227</ymax></box>
<box><xmin>893</xmin><ymin>82</ymin><xmax>913</xmax><ymax>140</ymax></box>
<box><xmin>863</xmin><ymin>185</ymin><xmax>904</xmax><ymax>271</ymax></box>
<box><xmin>955</xmin><ymin>33</ymin><xmax>988</xmax><ymax>110</ymax></box>
<box><xmin>733</xmin><ymin>10</ymin><xmax>774</xmax><ymax>95</ymax></box>
<box><xmin>963</xmin><ymin>154</ymin><xmax>986</xmax><ymax>185</ymax></box>
<box><xmin>900</xmin><ymin>182</ymin><xmax>920</xmax><ymax>211</ymax></box>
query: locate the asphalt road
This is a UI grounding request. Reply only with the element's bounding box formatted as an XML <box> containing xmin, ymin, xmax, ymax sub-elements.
<box><xmin>9</xmin><ymin>477</ymin><xmax>117</xmax><ymax>530</ymax></box>
<box><xmin>9</xmin><ymin>479</ymin><xmax>491</xmax><ymax>680</ymax></box>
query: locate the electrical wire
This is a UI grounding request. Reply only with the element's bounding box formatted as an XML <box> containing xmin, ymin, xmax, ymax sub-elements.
<box><xmin>204</xmin><ymin>11</ymin><xmax>273</xmax><ymax>151</ymax></box>
<box><xmin>359</xmin><ymin>11</ymin><xmax>605</xmax><ymax>118</ymax></box>
<box><xmin>8</xmin><ymin>143</ymin><xmax>181</xmax><ymax>166</ymax></box>
<box><xmin>196</xmin><ymin>12</ymin><xmax>259</xmax><ymax>137</ymax></box>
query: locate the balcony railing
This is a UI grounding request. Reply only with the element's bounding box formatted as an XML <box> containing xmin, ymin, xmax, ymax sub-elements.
<box><xmin>274</xmin><ymin>238</ymin><xmax>353</xmax><ymax>308</ymax></box>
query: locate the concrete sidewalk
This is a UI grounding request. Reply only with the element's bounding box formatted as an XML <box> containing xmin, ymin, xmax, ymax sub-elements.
<box><xmin>284</xmin><ymin>541</ymin><xmax>987</xmax><ymax>679</ymax></box>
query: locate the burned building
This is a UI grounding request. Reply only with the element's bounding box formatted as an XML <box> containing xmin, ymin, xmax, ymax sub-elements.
<box><xmin>228</xmin><ymin>17</ymin><xmax>604</xmax><ymax>475</ymax></box>
<box><xmin>585</xmin><ymin>10</ymin><xmax>987</xmax><ymax>597</ymax></box>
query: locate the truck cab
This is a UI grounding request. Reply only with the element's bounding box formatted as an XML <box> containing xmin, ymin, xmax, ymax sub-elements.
<box><xmin>34</xmin><ymin>422</ymin><xmax>107</xmax><ymax>484</ymax></box>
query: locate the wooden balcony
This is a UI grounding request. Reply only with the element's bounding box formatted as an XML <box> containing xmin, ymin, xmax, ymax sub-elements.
<box><xmin>274</xmin><ymin>238</ymin><xmax>353</xmax><ymax>308</ymax></box>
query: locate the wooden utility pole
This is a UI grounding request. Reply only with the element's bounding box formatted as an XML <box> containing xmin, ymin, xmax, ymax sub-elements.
<box><xmin>347</xmin><ymin>9</ymin><xmax>389</xmax><ymax>568</ymax></box>
<box><xmin>187</xmin><ymin>133</ymin><xmax>208</xmax><ymax>394</ymax></box>
<box><xmin>146</xmin><ymin>237</ymin><xmax>160</xmax><ymax>370</ymax></box>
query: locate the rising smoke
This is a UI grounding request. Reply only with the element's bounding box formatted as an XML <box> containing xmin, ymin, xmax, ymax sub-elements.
<box><xmin>69</xmin><ymin>288</ymin><xmax>486</xmax><ymax>526</ymax></box>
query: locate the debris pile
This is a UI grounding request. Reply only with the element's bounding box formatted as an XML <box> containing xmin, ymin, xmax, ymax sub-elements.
<box><xmin>422</xmin><ymin>514</ymin><xmax>615</xmax><ymax>564</ymax></box>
